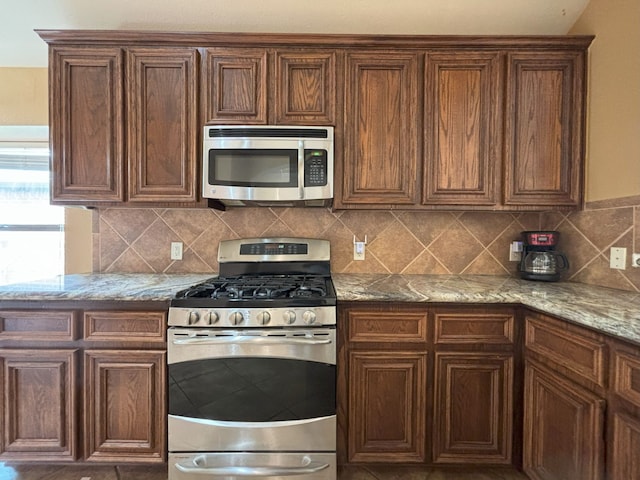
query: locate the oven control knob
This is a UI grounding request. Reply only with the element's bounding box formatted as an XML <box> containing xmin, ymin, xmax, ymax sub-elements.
<box><xmin>188</xmin><ymin>311</ymin><xmax>200</xmax><ymax>325</ymax></box>
<box><xmin>229</xmin><ymin>311</ymin><xmax>244</xmax><ymax>325</ymax></box>
<box><xmin>303</xmin><ymin>310</ymin><xmax>317</xmax><ymax>325</ymax></box>
<box><xmin>205</xmin><ymin>311</ymin><xmax>219</xmax><ymax>325</ymax></box>
<box><xmin>283</xmin><ymin>310</ymin><xmax>297</xmax><ymax>324</ymax></box>
<box><xmin>256</xmin><ymin>311</ymin><xmax>271</xmax><ymax>325</ymax></box>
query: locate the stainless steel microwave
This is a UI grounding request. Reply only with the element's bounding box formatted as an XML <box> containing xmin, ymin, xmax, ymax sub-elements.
<box><xmin>202</xmin><ymin>125</ymin><xmax>334</xmax><ymax>207</ymax></box>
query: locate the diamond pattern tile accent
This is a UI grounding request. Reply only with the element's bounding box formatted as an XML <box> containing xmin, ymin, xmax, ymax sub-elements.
<box><xmin>94</xmin><ymin>195</ymin><xmax>640</xmax><ymax>293</ymax></box>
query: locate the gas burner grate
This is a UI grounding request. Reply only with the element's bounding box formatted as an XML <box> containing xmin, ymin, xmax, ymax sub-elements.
<box><xmin>175</xmin><ymin>275</ymin><xmax>329</xmax><ymax>300</ymax></box>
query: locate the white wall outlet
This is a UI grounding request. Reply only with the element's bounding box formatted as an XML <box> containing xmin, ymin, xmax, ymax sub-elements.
<box><xmin>354</xmin><ymin>241</ymin><xmax>366</xmax><ymax>261</ymax></box>
<box><xmin>171</xmin><ymin>242</ymin><xmax>183</xmax><ymax>260</ymax></box>
<box><xmin>632</xmin><ymin>253</ymin><xmax>640</xmax><ymax>268</ymax></box>
<box><xmin>509</xmin><ymin>241</ymin><xmax>523</xmax><ymax>262</ymax></box>
<box><xmin>610</xmin><ymin>247</ymin><xmax>627</xmax><ymax>270</ymax></box>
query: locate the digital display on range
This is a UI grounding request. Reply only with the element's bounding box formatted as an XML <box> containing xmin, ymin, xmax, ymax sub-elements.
<box><xmin>240</xmin><ymin>243</ymin><xmax>308</xmax><ymax>255</ymax></box>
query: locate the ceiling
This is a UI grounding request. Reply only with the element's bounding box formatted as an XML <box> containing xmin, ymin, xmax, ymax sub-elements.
<box><xmin>3</xmin><ymin>0</ymin><xmax>590</xmax><ymax>67</ymax></box>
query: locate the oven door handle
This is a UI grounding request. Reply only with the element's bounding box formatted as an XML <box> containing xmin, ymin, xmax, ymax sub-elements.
<box><xmin>172</xmin><ymin>336</ymin><xmax>332</xmax><ymax>346</ymax></box>
<box><xmin>175</xmin><ymin>455</ymin><xmax>330</xmax><ymax>476</ymax></box>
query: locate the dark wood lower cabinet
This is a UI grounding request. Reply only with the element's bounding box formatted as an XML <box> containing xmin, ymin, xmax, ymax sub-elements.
<box><xmin>433</xmin><ymin>353</ymin><xmax>513</xmax><ymax>464</ymax></box>
<box><xmin>0</xmin><ymin>305</ymin><xmax>167</xmax><ymax>464</ymax></box>
<box><xmin>610</xmin><ymin>412</ymin><xmax>640</xmax><ymax>480</ymax></box>
<box><xmin>0</xmin><ymin>349</ymin><xmax>78</xmax><ymax>461</ymax></box>
<box><xmin>348</xmin><ymin>351</ymin><xmax>427</xmax><ymax>463</ymax></box>
<box><xmin>523</xmin><ymin>361</ymin><xmax>605</xmax><ymax>480</ymax></box>
<box><xmin>84</xmin><ymin>349</ymin><xmax>166</xmax><ymax>462</ymax></box>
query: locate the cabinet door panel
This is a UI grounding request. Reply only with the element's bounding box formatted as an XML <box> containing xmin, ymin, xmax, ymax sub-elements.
<box><xmin>524</xmin><ymin>361</ymin><xmax>604</xmax><ymax>480</ymax></box>
<box><xmin>433</xmin><ymin>353</ymin><xmax>513</xmax><ymax>464</ymax></box>
<box><xmin>203</xmin><ymin>48</ymin><xmax>267</xmax><ymax>124</ymax></box>
<box><xmin>504</xmin><ymin>52</ymin><xmax>585</xmax><ymax>207</ymax></box>
<box><xmin>348</xmin><ymin>351</ymin><xmax>426</xmax><ymax>462</ymax></box>
<box><xmin>424</xmin><ymin>52</ymin><xmax>501</xmax><ymax>206</ymax></box>
<box><xmin>0</xmin><ymin>349</ymin><xmax>77</xmax><ymax>461</ymax></box>
<box><xmin>341</xmin><ymin>52</ymin><xmax>420</xmax><ymax>206</ymax></box>
<box><xmin>50</xmin><ymin>47</ymin><xmax>124</xmax><ymax>203</ymax></box>
<box><xmin>84</xmin><ymin>350</ymin><xmax>166</xmax><ymax>462</ymax></box>
<box><xmin>610</xmin><ymin>412</ymin><xmax>640</xmax><ymax>480</ymax></box>
<box><xmin>275</xmin><ymin>51</ymin><xmax>336</xmax><ymax>125</ymax></box>
<box><xmin>127</xmin><ymin>48</ymin><xmax>198</xmax><ymax>202</ymax></box>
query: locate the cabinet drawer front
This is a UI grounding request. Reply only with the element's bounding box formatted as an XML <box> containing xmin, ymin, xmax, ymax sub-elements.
<box><xmin>612</xmin><ymin>349</ymin><xmax>640</xmax><ymax>407</ymax></box>
<box><xmin>84</xmin><ymin>311</ymin><xmax>166</xmax><ymax>342</ymax></box>
<box><xmin>525</xmin><ymin>314</ymin><xmax>606</xmax><ymax>388</ymax></box>
<box><xmin>347</xmin><ymin>310</ymin><xmax>428</xmax><ymax>343</ymax></box>
<box><xmin>0</xmin><ymin>310</ymin><xmax>77</xmax><ymax>341</ymax></box>
<box><xmin>434</xmin><ymin>311</ymin><xmax>514</xmax><ymax>344</ymax></box>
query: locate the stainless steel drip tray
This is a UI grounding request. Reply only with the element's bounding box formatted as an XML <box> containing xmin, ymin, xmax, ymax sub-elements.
<box><xmin>169</xmin><ymin>452</ymin><xmax>336</xmax><ymax>480</ymax></box>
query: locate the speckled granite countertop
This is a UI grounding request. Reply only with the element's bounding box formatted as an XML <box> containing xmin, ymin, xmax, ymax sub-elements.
<box><xmin>1</xmin><ymin>273</ymin><xmax>639</xmax><ymax>346</ymax></box>
<box><xmin>0</xmin><ymin>274</ymin><xmax>214</xmax><ymax>302</ymax></box>
<box><xmin>333</xmin><ymin>273</ymin><xmax>640</xmax><ymax>346</ymax></box>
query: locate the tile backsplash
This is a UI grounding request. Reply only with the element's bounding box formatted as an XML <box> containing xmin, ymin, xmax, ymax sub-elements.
<box><xmin>93</xmin><ymin>195</ymin><xmax>640</xmax><ymax>293</ymax></box>
<box><xmin>542</xmin><ymin>195</ymin><xmax>640</xmax><ymax>292</ymax></box>
<box><xmin>94</xmin><ymin>208</ymin><xmax>541</xmax><ymax>277</ymax></box>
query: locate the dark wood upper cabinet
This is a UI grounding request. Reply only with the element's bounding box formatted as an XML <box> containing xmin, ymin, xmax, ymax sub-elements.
<box><xmin>339</xmin><ymin>51</ymin><xmax>420</xmax><ymax>206</ymax></box>
<box><xmin>274</xmin><ymin>51</ymin><xmax>337</xmax><ymax>125</ymax></box>
<box><xmin>203</xmin><ymin>48</ymin><xmax>336</xmax><ymax>125</ymax></box>
<box><xmin>49</xmin><ymin>46</ymin><xmax>124</xmax><ymax>204</ymax></box>
<box><xmin>48</xmin><ymin>44</ymin><xmax>200</xmax><ymax>206</ymax></box>
<box><xmin>202</xmin><ymin>48</ymin><xmax>268</xmax><ymax>124</ymax></box>
<box><xmin>423</xmin><ymin>52</ymin><xmax>502</xmax><ymax>207</ymax></box>
<box><xmin>504</xmin><ymin>51</ymin><xmax>586</xmax><ymax>208</ymax></box>
<box><xmin>127</xmin><ymin>47</ymin><xmax>199</xmax><ymax>203</ymax></box>
<box><xmin>39</xmin><ymin>31</ymin><xmax>592</xmax><ymax>210</ymax></box>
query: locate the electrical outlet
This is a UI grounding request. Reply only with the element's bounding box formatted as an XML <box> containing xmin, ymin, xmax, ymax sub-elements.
<box><xmin>171</xmin><ymin>242</ymin><xmax>183</xmax><ymax>260</ymax></box>
<box><xmin>354</xmin><ymin>242</ymin><xmax>366</xmax><ymax>261</ymax></box>
<box><xmin>610</xmin><ymin>247</ymin><xmax>626</xmax><ymax>270</ymax></box>
<box><xmin>632</xmin><ymin>253</ymin><xmax>640</xmax><ymax>268</ymax></box>
<box><xmin>509</xmin><ymin>241</ymin><xmax>523</xmax><ymax>262</ymax></box>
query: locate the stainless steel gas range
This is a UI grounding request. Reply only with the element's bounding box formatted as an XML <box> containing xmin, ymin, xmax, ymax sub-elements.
<box><xmin>167</xmin><ymin>237</ymin><xmax>336</xmax><ymax>480</ymax></box>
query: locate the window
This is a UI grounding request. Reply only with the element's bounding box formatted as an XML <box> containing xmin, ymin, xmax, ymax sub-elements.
<box><xmin>0</xmin><ymin>126</ymin><xmax>64</xmax><ymax>285</ymax></box>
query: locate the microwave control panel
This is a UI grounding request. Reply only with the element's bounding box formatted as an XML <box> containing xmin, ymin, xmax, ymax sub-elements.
<box><xmin>304</xmin><ymin>149</ymin><xmax>328</xmax><ymax>186</ymax></box>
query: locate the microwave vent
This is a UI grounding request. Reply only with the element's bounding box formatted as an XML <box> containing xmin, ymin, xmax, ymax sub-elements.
<box><xmin>207</xmin><ymin>127</ymin><xmax>330</xmax><ymax>139</ymax></box>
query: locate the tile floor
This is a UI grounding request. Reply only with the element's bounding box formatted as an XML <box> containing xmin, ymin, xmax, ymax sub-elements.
<box><xmin>0</xmin><ymin>463</ymin><xmax>530</xmax><ymax>480</ymax></box>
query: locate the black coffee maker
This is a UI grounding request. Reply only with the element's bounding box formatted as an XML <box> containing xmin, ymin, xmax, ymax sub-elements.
<box><xmin>518</xmin><ymin>231</ymin><xmax>569</xmax><ymax>282</ymax></box>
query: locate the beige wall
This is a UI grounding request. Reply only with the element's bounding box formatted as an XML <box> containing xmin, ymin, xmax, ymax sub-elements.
<box><xmin>570</xmin><ymin>0</ymin><xmax>640</xmax><ymax>201</ymax></box>
<box><xmin>0</xmin><ymin>68</ymin><xmax>48</xmax><ymax>125</ymax></box>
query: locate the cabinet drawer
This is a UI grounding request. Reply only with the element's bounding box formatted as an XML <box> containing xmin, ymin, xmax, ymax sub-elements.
<box><xmin>347</xmin><ymin>308</ymin><xmax>428</xmax><ymax>343</ymax></box>
<box><xmin>84</xmin><ymin>311</ymin><xmax>166</xmax><ymax>343</ymax></box>
<box><xmin>0</xmin><ymin>310</ymin><xmax>77</xmax><ymax>341</ymax></box>
<box><xmin>612</xmin><ymin>348</ymin><xmax>640</xmax><ymax>407</ymax></box>
<box><xmin>434</xmin><ymin>309</ymin><xmax>514</xmax><ymax>344</ymax></box>
<box><xmin>525</xmin><ymin>313</ymin><xmax>606</xmax><ymax>388</ymax></box>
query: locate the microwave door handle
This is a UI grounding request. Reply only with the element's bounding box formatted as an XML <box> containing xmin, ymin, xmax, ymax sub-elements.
<box><xmin>175</xmin><ymin>456</ymin><xmax>330</xmax><ymax>476</ymax></box>
<box><xmin>298</xmin><ymin>141</ymin><xmax>305</xmax><ymax>199</ymax></box>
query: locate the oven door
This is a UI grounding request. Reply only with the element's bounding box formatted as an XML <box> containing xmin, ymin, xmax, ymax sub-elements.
<box><xmin>167</xmin><ymin>327</ymin><xmax>336</xmax><ymax>453</ymax></box>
